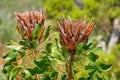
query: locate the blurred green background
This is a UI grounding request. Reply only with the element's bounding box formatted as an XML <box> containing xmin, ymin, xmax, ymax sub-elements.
<box><xmin>0</xmin><ymin>0</ymin><xmax>120</xmax><ymax>79</ymax></box>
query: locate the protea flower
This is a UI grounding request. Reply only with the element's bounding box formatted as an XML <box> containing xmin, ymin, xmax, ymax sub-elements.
<box><xmin>58</xmin><ymin>17</ymin><xmax>95</xmax><ymax>52</ymax></box>
<box><xmin>14</xmin><ymin>10</ymin><xmax>46</xmax><ymax>40</ymax></box>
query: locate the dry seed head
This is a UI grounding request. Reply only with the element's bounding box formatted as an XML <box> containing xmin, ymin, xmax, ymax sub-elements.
<box><xmin>58</xmin><ymin>17</ymin><xmax>95</xmax><ymax>51</ymax></box>
<box><xmin>14</xmin><ymin>10</ymin><xmax>46</xmax><ymax>40</ymax></box>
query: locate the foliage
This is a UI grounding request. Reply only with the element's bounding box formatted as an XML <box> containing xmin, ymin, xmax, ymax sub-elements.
<box><xmin>1</xmin><ymin>0</ymin><xmax>119</xmax><ymax>79</ymax></box>
<box><xmin>3</xmin><ymin>23</ymin><xmax>52</xmax><ymax>80</ymax></box>
<box><xmin>41</xmin><ymin>0</ymin><xmax>120</xmax><ymax>20</ymax></box>
<box><xmin>41</xmin><ymin>0</ymin><xmax>82</xmax><ymax>20</ymax></box>
<box><xmin>81</xmin><ymin>0</ymin><xmax>120</xmax><ymax>27</ymax></box>
<box><xmin>3</xmin><ymin>24</ymin><xmax>111</xmax><ymax>80</ymax></box>
<box><xmin>105</xmin><ymin>44</ymin><xmax>120</xmax><ymax>79</ymax></box>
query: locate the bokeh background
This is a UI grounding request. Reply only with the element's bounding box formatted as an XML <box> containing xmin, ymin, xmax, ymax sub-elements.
<box><xmin>0</xmin><ymin>0</ymin><xmax>120</xmax><ymax>79</ymax></box>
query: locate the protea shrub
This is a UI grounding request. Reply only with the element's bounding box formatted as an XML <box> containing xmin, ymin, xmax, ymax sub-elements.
<box><xmin>58</xmin><ymin>17</ymin><xmax>95</xmax><ymax>80</ymax></box>
<box><xmin>2</xmin><ymin>10</ymin><xmax>112</xmax><ymax>80</ymax></box>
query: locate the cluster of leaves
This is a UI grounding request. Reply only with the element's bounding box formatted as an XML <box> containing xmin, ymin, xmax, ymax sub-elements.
<box><xmin>57</xmin><ymin>37</ymin><xmax>112</xmax><ymax>80</ymax></box>
<box><xmin>75</xmin><ymin>39</ymin><xmax>112</xmax><ymax>80</ymax></box>
<box><xmin>3</xmin><ymin>24</ymin><xmax>111</xmax><ymax>80</ymax></box>
<box><xmin>2</xmin><ymin>24</ymin><xmax>54</xmax><ymax>80</ymax></box>
<box><xmin>2</xmin><ymin>43</ymin><xmax>58</xmax><ymax>80</ymax></box>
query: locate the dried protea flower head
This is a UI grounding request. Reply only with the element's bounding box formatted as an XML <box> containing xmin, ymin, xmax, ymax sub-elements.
<box><xmin>58</xmin><ymin>17</ymin><xmax>95</xmax><ymax>52</ymax></box>
<box><xmin>14</xmin><ymin>10</ymin><xmax>46</xmax><ymax>40</ymax></box>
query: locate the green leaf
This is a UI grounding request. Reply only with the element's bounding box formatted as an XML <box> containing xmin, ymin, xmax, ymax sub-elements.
<box><xmin>21</xmin><ymin>72</ymin><xmax>25</xmax><ymax>78</ymax></box>
<box><xmin>79</xmin><ymin>77</ymin><xmax>87</xmax><ymax>80</ymax></box>
<box><xmin>89</xmin><ymin>47</ymin><xmax>102</xmax><ymax>54</ymax></box>
<box><xmin>24</xmin><ymin>76</ymin><xmax>37</xmax><ymax>80</ymax></box>
<box><xmin>3</xmin><ymin>50</ymin><xmax>18</xmax><ymax>63</ymax></box>
<box><xmin>61</xmin><ymin>47</ymin><xmax>69</xmax><ymax>59</ymax></box>
<box><xmin>76</xmin><ymin>43</ymin><xmax>85</xmax><ymax>54</ymax></box>
<box><xmin>96</xmin><ymin>74</ymin><xmax>103</xmax><ymax>80</ymax></box>
<box><xmin>19</xmin><ymin>40</ymin><xmax>36</xmax><ymax>49</ymax></box>
<box><xmin>61</xmin><ymin>74</ymin><xmax>66</xmax><ymax>80</ymax></box>
<box><xmin>88</xmin><ymin>52</ymin><xmax>99</xmax><ymax>62</ymax></box>
<box><xmin>50</xmin><ymin>46</ymin><xmax>62</xmax><ymax>58</ymax></box>
<box><xmin>33</xmin><ymin>58</ymin><xmax>51</xmax><ymax>69</ymax></box>
<box><xmin>85</xmin><ymin>65</ymin><xmax>97</xmax><ymax>80</ymax></box>
<box><xmin>18</xmin><ymin>50</ymin><xmax>25</xmax><ymax>58</ymax></box>
<box><xmin>3</xmin><ymin>66</ymin><xmax>21</xmax><ymax>80</ymax></box>
<box><xmin>46</xmin><ymin>43</ymin><xmax>53</xmax><ymax>53</ymax></box>
<box><xmin>6</xmin><ymin>43</ymin><xmax>22</xmax><ymax>50</ymax></box>
<box><xmin>74</xmin><ymin>70</ymin><xmax>88</xmax><ymax>79</ymax></box>
<box><xmin>55</xmin><ymin>38</ymin><xmax>61</xmax><ymax>52</ymax></box>
<box><xmin>92</xmin><ymin>62</ymin><xmax>103</xmax><ymax>73</ymax></box>
<box><xmin>24</xmin><ymin>67</ymin><xmax>38</xmax><ymax>76</ymax></box>
<box><xmin>44</xmin><ymin>25</ymin><xmax>51</xmax><ymax>40</ymax></box>
<box><xmin>86</xmin><ymin>37</ymin><xmax>95</xmax><ymax>49</ymax></box>
<box><xmin>91</xmin><ymin>62</ymin><xmax>112</xmax><ymax>73</ymax></box>
<box><xmin>29</xmin><ymin>41</ymin><xmax>36</xmax><ymax>49</ymax></box>
<box><xmin>9</xmin><ymin>67</ymin><xmax>21</xmax><ymax>80</ymax></box>
<box><xmin>2</xmin><ymin>65</ymin><xmax>13</xmax><ymax>75</ymax></box>
<box><xmin>60</xmin><ymin>50</ymin><xmax>69</xmax><ymax>62</ymax></box>
<box><xmin>85</xmin><ymin>66</ymin><xmax>96</xmax><ymax>77</ymax></box>
<box><xmin>32</xmin><ymin>24</ymin><xmax>41</xmax><ymax>39</ymax></box>
<box><xmin>100</xmin><ymin>63</ymin><xmax>112</xmax><ymax>70</ymax></box>
<box><xmin>50</xmin><ymin>71</ymin><xmax>58</xmax><ymax>80</ymax></box>
<box><xmin>88</xmin><ymin>69</ymin><xmax>96</xmax><ymax>77</ymax></box>
<box><xmin>19</xmin><ymin>40</ymin><xmax>29</xmax><ymax>47</ymax></box>
<box><xmin>25</xmin><ymin>66</ymin><xmax>52</xmax><ymax>77</ymax></box>
<box><xmin>43</xmin><ymin>75</ymin><xmax>51</xmax><ymax>80</ymax></box>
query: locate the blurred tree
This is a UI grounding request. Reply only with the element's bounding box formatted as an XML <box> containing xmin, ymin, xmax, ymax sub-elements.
<box><xmin>75</xmin><ymin>0</ymin><xmax>120</xmax><ymax>47</ymax></box>
<box><xmin>78</xmin><ymin>0</ymin><xmax>120</xmax><ymax>55</ymax></box>
<box><xmin>41</xmin><ymin>0</ymin><xmax>83</xmax><ymax>19</ymax></box>
<box><xmin>76</xmin><ymin>0</ymin><xmax>120</xmax><ymax>35</ymax></box>
<box><xmin>41</xmin><ymin>0</ymin><xmax>120</xmax><ymax>33</ymax></box>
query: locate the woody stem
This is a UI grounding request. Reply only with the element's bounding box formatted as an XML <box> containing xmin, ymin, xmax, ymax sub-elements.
<box><xmin>33</xmin><ymin>50</ymin><xmax>36</xmax><ymax>60</ymax></box>
<box><xmin>67</xmin><ymin>51</ymin><xmax>75</xmax><ymax>80</ymax></box>
<box><xmin>33</xmin><ymin>49</ymin><xmax>40</xmax><ymax>80</ymax></box>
